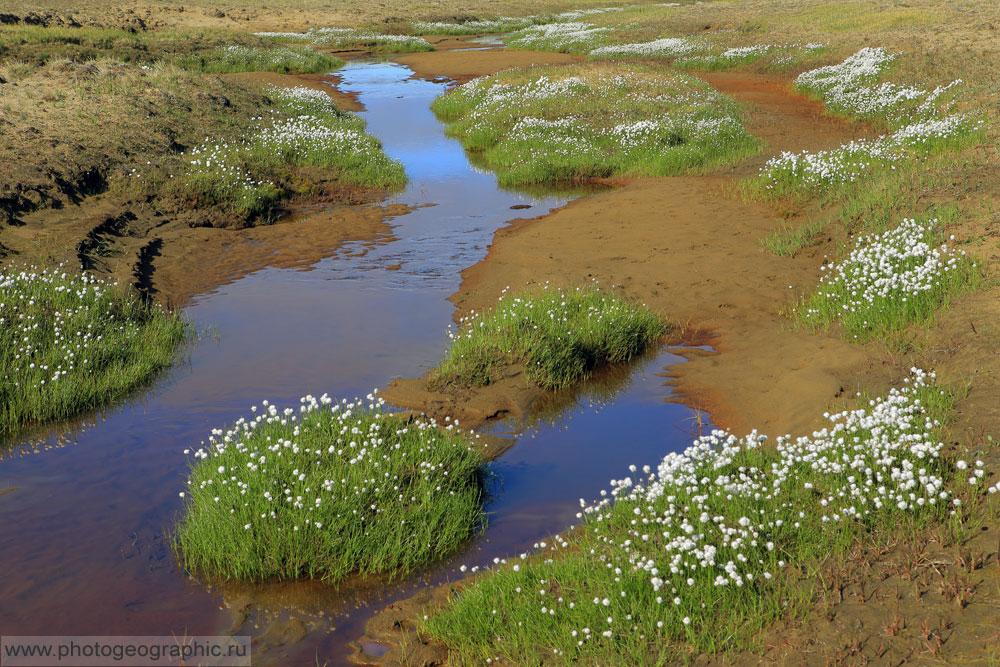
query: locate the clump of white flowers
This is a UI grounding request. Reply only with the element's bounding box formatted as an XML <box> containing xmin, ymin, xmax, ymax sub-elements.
<box><xmin>795</xmin><ymin>47</ymin><xmax>964</xmax><ymax>122</ymax></box>
<box><xmin>756</xmin><ymin>113</ymin><xmax>981</xmax><ymax>196</ymax></box>
<box><xmin>590</xmin><ymin>37</ymin><xmax>702</xmax><ymax>59</ymax></box>
<box><xmin>0</xmin><ymin>266</ymin><xmax>187</xmax><ymax>438</ymax></box>
<box><xmin>255</xmin><ymin>28</ymin><xmax>433</xmax><ymax>53</ymax></box>
<box><xmin>410</xmin><ymin>17</ymin><xmax>537</xmax><ymax>35</ymax></box>
<box><xmin>431</xmin><ymin>64</ymin><xmax>758</xmax><ymax>185</ymax></box>
<box><xmin>175</xmin><ymin>392</ymin><xmax>488</xmax><ymax>580</ymax></box>
<box><xmin>505</xmin><ymin>22</ymin><xmax>609</xmax><ymax>53</ymax></box>
<box><xmin>180</xmin><ymin>85</ymin><xmax>404</xmax><ymax>218</ymax></box>
<box><xmin>425</xmin><ymin>370</ymin><xmax>991</xmax><ymax>660</ymax></box>
<box><xmin>799</xmin><ymin>217</ymin><xmax>978</xmax><ymax>339</ymax></box>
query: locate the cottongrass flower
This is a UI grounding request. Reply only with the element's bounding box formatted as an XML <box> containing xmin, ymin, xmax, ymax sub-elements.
<box><xmin>175</xmin><ymin>392</ymin><xmax>488</xmax><ymax>580</ymax></box>
<box><xmin>255</xmin><ymin>28</ymin><xmax>433</xmax><ymax>53</ymax></box>
<box><xmin>0</xmin><ymin>266</ymin><xmax>187</xmax><ymax>437</ymax></box>
<box><xmin>179</xmin><ymin>85</ymin><xmax>404</xmax><ymax>217</ymax></box>
<box><xmin>431</xmin><ymin>65</ymin><xmax>759</xmax><ymax>185</ymax></box>
<box><xmin>798</xmin><ymin>217</ymin><xmax>979</xmax><ymax>340</ymax></box>
<box><xmin>590</xmin><ymin>38</ymin><xmax>702</xmax><ymax>59</ymax></box>
<box><xmin>795</xmin><ymin>47</ymin><xmax>964</xmax><ymax>122</ymax></box>
<box><xmin>424</xmin><ymin>369</ymin><xmax>989</xmax><ymax>660</ymax></box>
<box><xmin>505</xmin><ymin>22</ymin><xmax>609</xmax><ymax>53</ymax></box>
<box><xmin>755</xmin><ymin>113</ymin><xmax>981</xmax><ymax>197</ymax></box>
<box><xmin>178</xmin><ymin>44</ymin><xmax>342</xmax><ymax>74</ymax></box>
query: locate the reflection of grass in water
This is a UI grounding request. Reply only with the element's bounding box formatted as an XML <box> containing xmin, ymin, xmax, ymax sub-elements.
<box><xmin>516</xmin><ymin>346</ymin><xmax>662</xmax><ymax>435</ymax></box>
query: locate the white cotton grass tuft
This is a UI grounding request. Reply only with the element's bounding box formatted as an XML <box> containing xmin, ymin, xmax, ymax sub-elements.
<box><xmin>424</xmin><ymin>370</ymin><xmax>992</xmax><ymax>660</ymax></box>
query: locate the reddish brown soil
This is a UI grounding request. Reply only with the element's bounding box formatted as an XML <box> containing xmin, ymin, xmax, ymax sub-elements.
<box><xmin>394</xmin><ymin>48</ymin><xmax>584</xmax><ymax>85</ymax></box>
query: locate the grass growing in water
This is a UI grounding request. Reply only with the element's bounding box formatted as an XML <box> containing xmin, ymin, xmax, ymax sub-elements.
<box><xmin>0</xmin><ymin>267</ymin><xmax>188</xmax><ymax>439</ymax></box>
<box><xmin>176</xmin><ymin>85</ymin><xmax>405</xmax><ymax>221</ymax></box>
<box><xmin>425</xmin><ymin>370</ymin><xmax>993</xmax><ymax>662</ymax></box>
<box><xmin>431</xmin><ymin>285</ymin><xmax>667</xmax><ymax>391</ymax></box>
<box><xmin>796</xmin><ymin>216</ymin><xmax>981</xmax><ymax>342</ymax></box>
<box><xmin>174</xmin><ymin>393</ymin><xmax>487</xmax><ymax>580</ymax></box>
<box><xmin>176</xmin><ymin>44</ymin><xmax>343</xmax><ymax>74</ymax></box>
<box><xmin>430</xmin><ymin>63</ymin><xmax>759</xmax><ymax>186</ymax></box>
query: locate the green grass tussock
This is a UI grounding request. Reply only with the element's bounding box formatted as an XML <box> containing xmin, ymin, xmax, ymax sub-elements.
<box><xmin>425</xmin><ymin>371</ymin><xmax>987</xmax><ymax>662</ymax></box>
<box><xmin>795</xmin><ymin>215</ymin><xmax>982</xmax><ymax>342</ymax></box>
<box><xmin>173</xmin><ymin>84</ymin><xmax>405</xmax><ymax>221</ymax></box>
<box><xmin>760</xmin><ymin>218</ymin><xmax>828</xmax><ymax>257</ymax></box>
<box><xmin>174</xmin><ymin>393</ymin><xmax>487</xmax><ymax>581</ymax></box>
<box><xmin>0</xmin><ymin>267</ymin><xmax>188</xmax><ymax>440</ymax></box>
<box><xmin>175</xmin><ymin>44</ymin><xmax>343</xmax><ymax>74</ymax></box>
<box><xmin>431</xmin><ymin>285</ymin><xmax>667</xmax><ymax>391</ymax></box>
<box><xmin>430</xmin><ymin>63</ymin><xmax>759</xmax><ymax>186</ymax></box>
<box><xmin>255</xmin><ymin>28</ymin><xmax>434</xmax><ymax>54</ymax></box>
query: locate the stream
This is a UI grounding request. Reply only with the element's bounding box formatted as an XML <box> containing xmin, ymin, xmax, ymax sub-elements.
<box><xmin>0</xmin><ymin>61</ymin><xmax>713</xmax><ymax>665</ymax></box>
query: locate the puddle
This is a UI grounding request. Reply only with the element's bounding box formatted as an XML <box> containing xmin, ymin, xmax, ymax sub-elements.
<box><xmin>0</xmin><ymin>61</ymin><xmax>714</xmax><ymax>665</ymax></box>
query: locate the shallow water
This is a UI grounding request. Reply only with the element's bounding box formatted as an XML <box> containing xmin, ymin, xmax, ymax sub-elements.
<box><xmin>0</xmin><ymin>61</ymin><xmax>713</xmax><ymax>665</ymax></box>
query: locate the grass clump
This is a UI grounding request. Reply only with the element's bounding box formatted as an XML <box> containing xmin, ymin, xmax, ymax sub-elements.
<box><xmin>174</xmin><ymin>393</ymin><xmax>486</xmax><ymax>581</ymax></box>
<box><xmin>176</xmin><ymin>44</ymin><xmax>343</xmax><ymax>74</ymax></box>
<box><xmin>174</xmin><ymin>85</ymin><xmax>405</xmax><ymax>221</ymax></box>
<box><xmin>0</xmin><ymin>267</ymin><xmax>188</xmax><ymax>440</ymax></box>
<box><xmin>410</xmin><ymin>17</ymin><xmax>537</xmax><ymax>35</ymax></box>
<box><xmin>504</xmin><ymin>21</ymin><xmax>608</xmax><ymax>53</ymax></box>
<box><xmin>796</xmin><ymin>216</ymin><xmax>981</xmax><ymax>342</ymax></box>
<box><xmin>430</xmin><ymin>63</ymin><xmax>759</xmax><ymax>186</ymax></box>
<box><xmin>745</xmin><ymin>114</ymin><xmax>982</xmax><ymax>202</ymax></box>
<box><xmin>431</xmin><ymin>285</ymin><xmax>667</xmax><ymax>391</ymax></box>
<box><xmin>255</xmin><ymin>28</ymin><xmax>433</xmax><ymax>54</ymax></box>
<box><xmin>425</xmin><ymin>370</ymin><xmax>990</xmax><ymax>661</ymax></box>
<box><xmin>760</xmin><ymin>218</ymin><xmax>827</xmax><ymax>257</ymax></box>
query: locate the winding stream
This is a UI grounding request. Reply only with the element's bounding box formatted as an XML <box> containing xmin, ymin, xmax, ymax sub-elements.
<box><xmin>0</xmin><ymin>61</ymin><xmax>712</xmax><ymax>665</ymax></box>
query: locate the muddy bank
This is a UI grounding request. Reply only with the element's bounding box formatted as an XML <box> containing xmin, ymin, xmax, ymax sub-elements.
<box><xmin>394</xmin><ymin>48</ymin><xmax>584</xmax><ymax>85</ymax></box>
<box><xmin>0</xmin><ymin>192</ymin><xmax>409</xmax><ymax>306</ymax></box>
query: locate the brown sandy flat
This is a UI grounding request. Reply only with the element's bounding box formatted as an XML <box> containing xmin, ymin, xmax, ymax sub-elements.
<box><xmin>394</xmin><ymin>48</ymin><xmax>585</xmax><ymax>85</ymax></box>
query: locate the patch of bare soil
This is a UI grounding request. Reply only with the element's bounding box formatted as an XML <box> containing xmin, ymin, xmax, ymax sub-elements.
<box><xmin>393</xmin><ymin>48</ymin><xmax>584</xmax><ymax>85</ymax></box>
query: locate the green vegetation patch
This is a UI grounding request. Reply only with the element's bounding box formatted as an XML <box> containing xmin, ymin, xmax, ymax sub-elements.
<box><xmin>425</xmin><ymin>371</ymin><xmax>992</xmax><ymax>661</ymax></box>
<box><xmin>431</xmin><ymin>285</ymin><xmax>667</xmax><ymax>391</ymax></box>
<box><xmin>430</xmin><ymin>62</ymin><xmax>759</xmax><ymax>186</ymax></box>
<box><xmin>175</xmin><ymin>44</ymin><xmax>343</xmax><ymax>74</ymax></box>
<box><xmin>0</xmin><ymin>267</ymin><xmax>188</xmax><ymax>439</ymax></box>
<box><xmin>255</xmin><ymin>28</ymin><xmax>433</xmax><ymax>54</ymax></box>
<box><xmin>175</xmin><ymin>393</ymin><xmax>487</xmax><ymax>581</ymax></box>
<box><xmin>172</xmin><ymin>85</ymin><xmax>405</xmax><ymax>221</ymax></box>
<box><xmin>796</xmin><ymin>216</ymin><xmax>981</xmax><ymax>342</ymax></box>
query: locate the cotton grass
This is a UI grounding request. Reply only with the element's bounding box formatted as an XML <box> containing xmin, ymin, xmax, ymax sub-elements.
<box><xmin>0</xmin><ymin>267</ymin><xmax>188</xmax><ymax>439</ymax></box>
<box><xmin>175</xmin><ymin>392</ymin><xmax>487</xmax><ymax>580</ymax></box>
<box><xmin>425</xmin><ymin>370</ymin><xmax>988</xmax><ymax>661</ymax></box>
